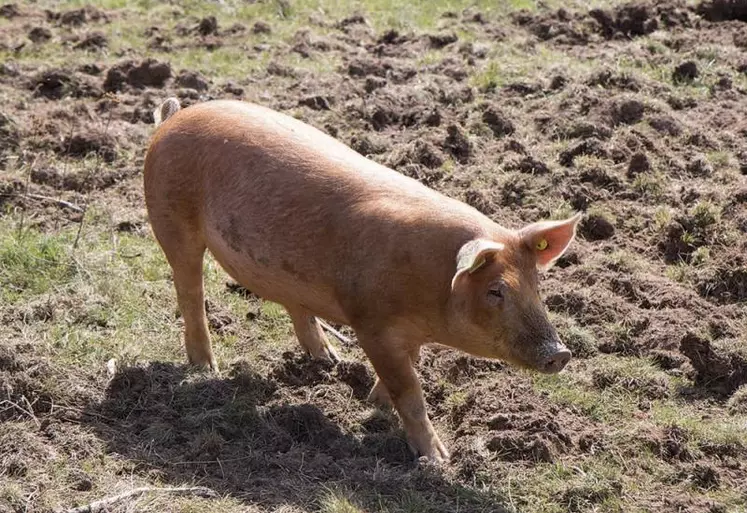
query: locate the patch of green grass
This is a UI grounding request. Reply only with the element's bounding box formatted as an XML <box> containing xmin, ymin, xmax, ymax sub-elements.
<box><xmin>590</xmin><ymin>357</ymin><xmax>672</xmax><ymax>400</ymax></box>
<box><xmin>548</xmin><ymin>201</ymin><xmax>576</xmax><ymax>221</ymax></box>
<box><xmin>318</xmin><ymin>489</ymin><xmax>367</xmax><ymax>513</ymax></box>
<box><xmin>653</xmin><ymin>206</ymin><xmax>674</xmax><ymax>232</ymax></box>
<box><xmin>601</xmin><ymin>250</ymin><xmax>644</xmax><ymax>273</ymax></box>
<box><xmin>706</xmin><ymin>150</ymin><xmax>733</xmax><ymax>170</ymax></box>
<box><xmin>471</xmin><ymin>44</ymin><xmax>592</xmax><ymax>92</ymax></box>
<box><xmin>586</xmin><ymin>205</ymin><xmax>617</xmax><ymax>225</ymax></box>
<box><xmin>549</xmin><ymin>312</ymin><xmax>598</xmax><ymax>359</ymax></box>
<box><xmin>51</xmin><ymin>0</ymin><xmax>537</xmax><ymax>33</ymax></box>
<box><xmin>665</xmin><ymin>262</ymin><xmax>690</xmax><ymax>283</ymax></box>
<box><xmin>0</xmin><ymin>211</ymin><xmax>276</xmax><ymax>368</ymax></box>
<box><xmin>689</xmin><ymin>200</ymin><xmax>721</xmax><ymax>229</ymax></box>
<box><xmin>689</xmin><ymin>246</ymin><xmax>710</xmax><ymax>266</ymax></box>
<box><xmin>160</xmin><ymin>47</ymin><xmax>271</xmax><ymax>83</ymax></box>
<box><xmin>631</xmin><ymin>171</ymin><xmax>666</xmax><ymax>199</ymax></box>
<box><xmin>652</xmin><ymin>403</ymin><xmax>747</xmax><ymax>449</ymax></box>
<box><xmin>444</xmin><ymin>389</ymin><xmax>470</xmax><ymax>411</ymax></box>
<box><xmin>533</xmin><ymin>367</ymin><xmax>638</xmax><ymax>422</ymax></box>
<box><xmin>0</xmin><ymin>223</ymin><xmax>78</xmax><ymax>302</ymax></box>
<box><xmin>501</xmin><ymin>457</ymin><xmax>625</xmax><ymax>513</ymax></box>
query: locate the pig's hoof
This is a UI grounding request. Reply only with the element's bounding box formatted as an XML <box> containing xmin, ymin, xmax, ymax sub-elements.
<box><xmin>187</xmin><ymin>356</ymin><xmax>219</xmax><ymax>373</ymax></box>
<box><xmin>309</xmin><ymin>343</ymin><xmax>340</xmax><ymax>363</ymax></box>
<box><xmin>367</xmin><ymin>381</ymin><xmax>393</xmax><ymax>408</ymax></box>
<box><xmin>323</xmin><ymin>343</ymin><xmax>341</xmax><ymax>363</ymax></box>
<box><xmin>411</xmin><ymin>437</ymin><xmax>450</xmax><ymax>463</ymax></box>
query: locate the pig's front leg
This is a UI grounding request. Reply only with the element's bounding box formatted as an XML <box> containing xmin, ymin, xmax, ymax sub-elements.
<box><xmin>357</xmin><ymin>329</ymin><xmax>448</xmax><ymax>462</ymax></box>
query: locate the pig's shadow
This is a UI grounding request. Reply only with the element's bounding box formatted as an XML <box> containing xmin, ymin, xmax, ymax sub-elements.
<box><xmin>82</xmin><ymin>361</ymin><xmax>512</xmax><ymax>512</ymax></box>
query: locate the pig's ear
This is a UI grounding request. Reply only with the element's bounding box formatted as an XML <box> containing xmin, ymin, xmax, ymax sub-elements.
<box><xmin>451</xmin><ymin>239</ymin><xmax>505</xmax><ymax>290</ymax></box>
<box><xmin>520</xmin><ymin>213</ymin><xmax>582</xmax><ymax>271</ymax></box>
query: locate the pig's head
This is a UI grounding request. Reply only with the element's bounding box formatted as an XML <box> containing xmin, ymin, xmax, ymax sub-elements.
<box><xmin>447</xmin><ymin>214</ymin><xmax>581</xmax><ymax>374</ymax></box>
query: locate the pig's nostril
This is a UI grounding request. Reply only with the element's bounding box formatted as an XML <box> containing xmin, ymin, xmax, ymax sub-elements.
<box><xmin>543</xmin><ymin>350</ymin><xmax>572</xmax><ymax>373</ymax></box>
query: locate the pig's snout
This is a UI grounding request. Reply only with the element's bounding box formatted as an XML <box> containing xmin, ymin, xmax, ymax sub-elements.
<box><xmin>539</xmin><ymin>346</ymin><xmax>572</xmax><ymax>374</ymax></box>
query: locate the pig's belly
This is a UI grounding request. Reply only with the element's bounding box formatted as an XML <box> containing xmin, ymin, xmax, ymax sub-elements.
<box><xmin>203</xmin><ymin>226</ymin><xmax>350</xmax><ymax>325</ymax></box>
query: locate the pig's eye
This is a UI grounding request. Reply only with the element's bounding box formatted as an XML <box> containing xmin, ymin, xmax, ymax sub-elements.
<box><xmin>487</xmin><ymin>286</ymin><xmax>503</xmax><ymax>306</ymax></box>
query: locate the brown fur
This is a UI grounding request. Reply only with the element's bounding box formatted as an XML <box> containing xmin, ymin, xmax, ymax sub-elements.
<box><xmin>144</xmin><ymin>98</ymin><xmax>580</xmax><ymax>461</ymax></box>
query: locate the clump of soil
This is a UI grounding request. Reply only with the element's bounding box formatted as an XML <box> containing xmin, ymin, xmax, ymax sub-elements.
<box><xmin>252</xmin><ymin>21</ymin><xmax>272</xmax><ymax>34</ymax></box>
<box><xmin>696</xmin><ymin>0</ymin><xmax>747</xmax><ymax>22</ymax></box>
<box><xmin>335</xmin><ymin>360</ymin><xmax>374</xmax><ymax>400</ymax></box>
<box><xmin>586</xmin><ymin>69</ymin><xmax>641</xmax><ymax>91</ymax></box>
<box><xmin>0</xmin><ymin>3</ymin><xmax>20</xmax><ymax>18</ymax></box>
<box><xmin>197</xmin><ymin>16</ymin><xmax>218</xmax><ymax>36</ymax></box>
<box><xmin>350</xmin><ymin>133</ymin><xmax>390</xmax><ymax>156</ymax></box>
<box><xmin>687</xmin><ymin>463</ymin><xmax>721</xmax><ymax>490</ymax></box>
<box><xmin>299</xmin><ymin>95</ymin><xmax>332</xmax><ymax>110</ymax></box>
<box><xmin>0</xmin><ymin>423</ymin><xmax>58</xmax><ymax>479</ymax></box>
<box><xmin>673</xmin><ymin>61</ymin><xmax>699</xmax><ymax>83</ymax></box>
<box><xmin>104</xmin><ymin>58</ymin><xmax>172</xmax><ymax>91</ymax></box>
<box><xmin>387</xmin><ymin>139</ymin><xmax>445</xmax><ymax>171</ymax></box>
<box><xmin>514</xmin><ymin>1</ymin><xmax>692</xmax><ymax>44</ymax></box>
<box><xmin>481</xmin><ymin>103</ymin><xmax>515</xmax><ymax>137</ymax></box>
<box><xmin>580</xmin><ymin>214</ymin><xmax>615</xmax><ymax>241</ymax></box>
<box><xmin>55</xmin><ymin>5</ymin><xmax>108</xmax><ymax>26</ymax></box>
<box><xmin>0</xmin><ymin>112</ymin><xmax>20</xmax><ymax>164</ymax></box>
<box><xmin>74</xmin><ymin>31</ymin><xmax>108</xmax><ymax>50</ymax></box>
<box><xmin>589</xmin><ymin>4</ymin><xmax>660</xmax><ymax>38</ymax></box>
<box><xmin>727</xmin><ymin>385</ymin><xmax>747</xmax><ymax>414</ymax></box>
<box><xmin>680</xmin><ymin>332</ymin><xmax>747</xmax><ymax>394</ymax></box>
<box><xmin>204</xmin><ymin>299</ymin><xmax>237</xmax><ymax>335</ymax></box>
<box><xmin>31</xmin><ymin>163</ymin><xmax>137</xmax><ymax>192</ymax></box>
<box><xmin>175</xmin><ymin>69</ymin><xmax>209</xmax><ymax>91</ymax></box>
<box><xmin>58</xmin><ymin>132</ymin><xmax>117</xmax><ymax>162</ymax></box>
<box><xmin>485</xmin><ymin>414</ymin><xmax>573</xmax><ymax>463</ymax></box>
<box><xmin>559</xmin><ymin>138</ymin><xmax>608</xmax><ymax>166</ymax></box>
<box><xmin>28</xmin><ymin>26</ymin><xmax>52</xmax><ymax>43</ymax></box>
<box><xmin>659</xmin><ymin>204</ymin><xmax>721</xmax><ymax>263</ymax></box>
<box><xmin>487</xmin><ymin>431</ymin><xmax>557</xmax><ymax>462</ymax></box>
<box><xmin>611</xmin><ymin>98</ymin><xmax>645</xmax><ymax>125</ymax></box>
<box><xmin>505</xmin><ymin>155</ymin><xmax>550</xmax><ymax>174</ymax></box>
<box><xmin>695</xmin><ymin>260</ymin><xmax>747</xmax><ymax>304</ymax></box>
<box><xmin>640</xmin><ymin>425</ymin><xmax>693</xmax><ymax>462</ymax></box>
<box><xmin>650</xmin><ymin>349</ymin><xmax>686</xmax><ymax>370</ymax></box>
<box><xmin>427</xmin><ymin>32</ymin><xmax>458</xmax><ymax>48</ymax></box>
<box><xmin>591</xmin><ymin>365</ymin><xmax>670</xmax><ymax>399</ymax></box>
<box><xmin>30</xmin><ymin>69</ymin><xmax>100</xmax><ymax>99</ymax></box>
<box><xmin>0</xmin><ymin>342</ymin><xmax>96</xmax><ymax>422</ymax></box>
<box><xmin>443</xmin><ymin>124</ymin><xmax>471</xmax><ymax>163</ymax></box>
<box><xmin>269</xmin><ymin>352</ymin><xmax>336</xmax><ymax>387</ymax></box>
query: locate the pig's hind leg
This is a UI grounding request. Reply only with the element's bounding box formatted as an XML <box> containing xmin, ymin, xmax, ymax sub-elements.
<box><xmin>150</xmin><ymin>221</ymin><xmax>217</xmax><ymax>371</ymax></box>
<box><xmin>286</xmin><ymin>305</ymin><xmax>340</xmax><ymax>363</ymax></box>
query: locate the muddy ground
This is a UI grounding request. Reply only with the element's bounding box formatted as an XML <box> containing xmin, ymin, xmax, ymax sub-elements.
<box><xmin>0</xmin><ymin>0</ymin><xmax>746</xmax><ymax>512</ymax></box>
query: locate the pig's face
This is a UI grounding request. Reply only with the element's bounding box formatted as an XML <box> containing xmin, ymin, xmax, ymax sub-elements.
<box><xmin>448</xmin><ymin>214</ymin><xmax>581</xmax><ymax>373</ymax></box>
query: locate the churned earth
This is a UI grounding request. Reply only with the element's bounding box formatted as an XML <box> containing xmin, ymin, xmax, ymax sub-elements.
<box><xmin>0</xmin><ymin>0</ymin><xmax>746</xmax><ymax>512</ymax></box>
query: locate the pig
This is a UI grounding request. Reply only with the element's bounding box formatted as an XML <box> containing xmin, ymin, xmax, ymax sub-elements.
<box><xmin>144</xmin><ymin>98</ymin><xmax>580</xmax><ymax>462</ymax></box>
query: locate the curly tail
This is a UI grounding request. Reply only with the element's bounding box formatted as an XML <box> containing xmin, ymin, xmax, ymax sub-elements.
<box><xmin>153</xmin><ymin>97</ymin><xmax>181</xmax><ymax>127</ymax></box>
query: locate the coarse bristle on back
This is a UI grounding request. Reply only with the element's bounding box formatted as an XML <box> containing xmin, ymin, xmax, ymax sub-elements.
<box><xmin>153</xmin><ymin>97</ymin><xmax>181</xmax><ymax>127</ymax></box>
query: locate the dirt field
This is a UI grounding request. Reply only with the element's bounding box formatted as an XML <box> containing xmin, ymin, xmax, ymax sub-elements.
<box><xmin>1</xmin><ymin>0</ymin><xmax>746</xmax><ymax>511</ymax></box>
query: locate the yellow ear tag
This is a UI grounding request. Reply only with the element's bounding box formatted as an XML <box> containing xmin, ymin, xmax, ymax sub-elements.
<box><xmin>536</xmin><ymin>239</ymin><xmax>548</xmax><ymax>251</ymax></box>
